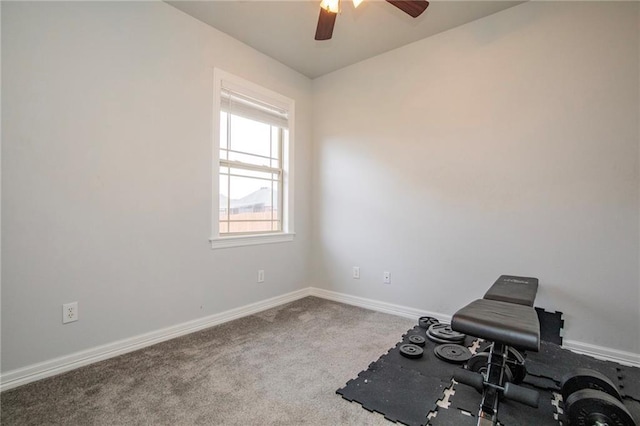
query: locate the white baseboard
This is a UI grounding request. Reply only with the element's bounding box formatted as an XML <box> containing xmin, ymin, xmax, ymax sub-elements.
<box><xmin>308</xmin><ymin>287</ymin><xmax>640</xmax><ymax>368</ymax></box>
<box><xmin>3</xmin><ymin>286</ymin><xmax>638</xmax><ymax>392</ymax></box>
<box><xmin>0</xmin><ymin>288</ymin><xmax>311</xmax><ymax>392</ymax></box>
<box><xmin>308</xmin><ymin>287</ymin><xmax>451</xmax><ymax>323</ymax></box>
<box><xmin>563</xmin><ymin>339</ymin><xmax>640</xmax><ymax>367</ymax></box>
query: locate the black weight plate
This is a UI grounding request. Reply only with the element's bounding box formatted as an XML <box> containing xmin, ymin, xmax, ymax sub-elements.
<box><xmin>561</xmin><ymin>368</ymin><xmax>622</xmax><ymax>402</ymax></box>
<box><xmin>418</xmin><ymin>316</ymin><xmax>440</xmax><ymax>329</ymax></box>
<box><xmin>434</xmin><ymin>344</ymin><xmax>472</xmax><ymax>364</ymax></box>
<box><xmin>504</xmin><ymin>365</ymin><xmax>514</xmax><ymax>384</ymax></box>
<box><xmin>506</xmin><ymin>348</ymin><xmax>527</xmax><ymax>384</ymax></box>
<box><xmin>482</xmin><ymin>345</ymin><xmax>527</xmax><ymax>384</ymax></box>
<box><xmin>465</xmin><ymin>353</ymin><xmax>513</xmax><ymax>387</ymax></box>
<box><xmin>565</xmin><ymin>389</ymin><xmax>636</xmax><ymax>426</ymax></box>
<box><xmin>427</xmin><ymin>332</ymin><xmax>459</xmax><ymax>345</ymax></box>
<box><xmin>399</xmin><ymin>344</ymin><xmax>424</xmax><ymax>359</ymax></box>
<box><xmin>408</xmin><ymin>334</ymin><xmax>426</xmax><ymax>347</ymax></box>
<box><xmin>467</xmin><ymin>352</ymin><xmax>490</xmax><ymax>375</ymax></box>
<box><xmin>427</xmin><ymin>323</ymin><xmax>466</xmax><ymax>343</ymax></box>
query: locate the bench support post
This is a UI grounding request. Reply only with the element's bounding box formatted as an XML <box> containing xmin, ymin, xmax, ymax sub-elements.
<box><xmin>478</xmin><ymin>342</ymin><xmax>507</xmax><ymax>425</ymax></box>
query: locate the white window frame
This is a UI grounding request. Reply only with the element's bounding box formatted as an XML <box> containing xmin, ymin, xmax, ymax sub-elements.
<box><xmin>210</xmin><ymin>69</ymin><xmax>295</xmax><ymax>249</ymax></box>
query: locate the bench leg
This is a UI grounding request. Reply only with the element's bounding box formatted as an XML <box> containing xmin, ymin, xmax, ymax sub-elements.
<box><xmin>453</xmin><ymin>342</ymin><xmax>540</xmax><ymax>425</ymax></box>
<box><xmin>478</xmin><ymin>343</ymin><xmax>508</xmax><ymax>425</ymax></box>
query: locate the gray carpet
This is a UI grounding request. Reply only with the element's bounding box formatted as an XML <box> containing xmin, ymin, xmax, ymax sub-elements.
<box><xmin>1</xmin><ymin>296</ymin><xmax>415</xmax><ymax>425</ymax></box>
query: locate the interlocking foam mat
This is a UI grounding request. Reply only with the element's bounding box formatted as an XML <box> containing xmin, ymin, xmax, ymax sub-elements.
<box><xmin>336</xmin><ymin>312</ymin><xmax>640</xmax><ymax>426</ymax></box>
<box><xmin>338</xmin><ymin>360</ymin><xmax>447</xmax><ymax>426</ymax></box>
<box><xmin>536</xmin><ymin>308</ymin><xmax>564</xmax><ymax>346</ymax></box>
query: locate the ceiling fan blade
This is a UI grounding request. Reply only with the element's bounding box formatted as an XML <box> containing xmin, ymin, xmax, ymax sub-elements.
<box><xmin>385</xmin><ymin>0</ymin><xmax>429</xmax><ymax>18</ymax></box>
<box><xmin>315</xmin><ymin>8</ymin><xmax>337</xmax><ymax>40</ymax></box>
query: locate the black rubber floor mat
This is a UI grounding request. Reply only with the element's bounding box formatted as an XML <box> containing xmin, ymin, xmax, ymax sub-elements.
<box><xmin>618</xmin><ymin>364</ymin><xmax>640</xmax><ymax>401</ymax></box>
<box><xmin>526</xmin><ymin>342</ymin><xmax>621</xmax><ymax>387</ymax></box>
<box><xmin>535</xmin><ymin>308</ymin><xmax>564</xmax><ymax>345</ymax></box>
<box><xmin>429</xmin><ymin>406</ymin><xmax>477</xmax><ymax>426</ymax></box>
<box><xmin>523</xmin><ymin>374</ymin><xmax>560</xmax><ymax>391</ymax></box>
<box><xmin>449</xmin><ymin>382</ymin><xmax>482</xmax><ymax>415</ymax></box>
<box><xmin>498</xmin><ymin>388</ymin><xmax>558</xmax><ymax>426</ymax></box>
<box><xmin>429</xmin><ymin>382</ymin><xmax>478</xmax><ymax>426</ymax></box>
<box><xmin>337</xmin><ymin>360</ymin><xmax>447</xmax><ymax>426</ymax></box>
<box><xmin>337</xmin><ymin>324</ymin><xmax>637</xmax><ymax>426</ymax></box>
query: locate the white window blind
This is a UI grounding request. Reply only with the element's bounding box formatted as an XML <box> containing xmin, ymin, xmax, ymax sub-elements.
<box><xmin>220</xmin><ymin>88</ymin><xmax>289</xmax><ymax>129</ymax></box>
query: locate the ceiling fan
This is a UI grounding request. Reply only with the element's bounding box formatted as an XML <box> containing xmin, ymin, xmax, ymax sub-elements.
<box><xmin>315</xmin><ymin>0</ymin><xmax>429</xmax><ymax>40</ymax></box>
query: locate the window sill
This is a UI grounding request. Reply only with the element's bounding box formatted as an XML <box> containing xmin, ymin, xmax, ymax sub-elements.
<box><xmin>209</xmin><ymin>233</ymin><xmax>295</xmax><ymax>249</ymax></box>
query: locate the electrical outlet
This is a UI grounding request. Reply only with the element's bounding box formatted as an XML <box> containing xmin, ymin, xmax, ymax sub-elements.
<box><xmin>383</xmin><ymin>271</ymin><xmax>391</xmax><ymax>284</ymax></box>
<box><xmin>257</xmin><ymin>269</ymin><xmax>265</xmax><ymax>283</ymax></box>
<box><xmin>352</xmin><ymin>266</ymin><xmax>360</xmax><ymax>279</ymax></box>
<box><xmin>62</xmin><ymin>302</ymin><xmax>78</xmax><ymax>324</ymax></box>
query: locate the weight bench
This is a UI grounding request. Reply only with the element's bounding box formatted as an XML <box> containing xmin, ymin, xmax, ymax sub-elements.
<box><xmin>452</xmin><ymin>275</ymin><xmax>541</xmax><ymax>426</ymax></box>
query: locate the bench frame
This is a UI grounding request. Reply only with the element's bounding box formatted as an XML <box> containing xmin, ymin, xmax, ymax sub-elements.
<box><xmin>478</xmin><ymin>342</ymin><xmax>510</xmax><ymax>425</ymax></box>
<box><xmin>451</xmin><ymin>275</ymin><xmax>541</xmax><ymax>426</ymax></box>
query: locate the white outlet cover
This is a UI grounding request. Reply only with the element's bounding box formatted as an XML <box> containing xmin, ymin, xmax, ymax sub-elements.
<box><xmin>63</xmin><ymin>302</ymin><xmax>78</xmax><ymax>324</ymax></box>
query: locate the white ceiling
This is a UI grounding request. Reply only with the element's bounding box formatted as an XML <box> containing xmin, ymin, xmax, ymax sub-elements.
<box><xmin>167</xmin><ymin>1</ymin><xmax>524</xmax><ymax>79</ymax></box>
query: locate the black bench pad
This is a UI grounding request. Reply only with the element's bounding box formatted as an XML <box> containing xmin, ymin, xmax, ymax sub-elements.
<box><xmin>452</xmin><ymin>299</ymin><xmax>540</xmax><ymax>352</ymax></box>
<box><xmin>483</xmin><ymin>275</ymin><xmax>539</xmax><ymax>306</ymax></box>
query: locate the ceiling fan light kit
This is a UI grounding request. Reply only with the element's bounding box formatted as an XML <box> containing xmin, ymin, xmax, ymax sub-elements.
<box><xmin>320</xmin><ymin>0</ymin><xmax>341</xmax><ymax>13</ymax></box>
<box><xmin>315</xmin><ymin>0</ymin><xmax>429</xmax><ymax>41</ymax></box>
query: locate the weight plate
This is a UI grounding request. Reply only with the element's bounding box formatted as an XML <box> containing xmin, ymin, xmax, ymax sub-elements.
<box><xmin>505</xmin><ymin>348</ymin><xmax>526</xmax><ymax>384</ymax></box>
<box><xmin>400</xmin><ymin>344</ymin><xmax>424</xmax><ymax>359</ymax></box>
<box><xmin>427</xmin><ymin>323</ymin><xmax>466</xmax><ymax>343</ymax></box>
<box><xmin>466</xmin><ymin>353</ymin><xmax>514</xmax><ymax>386</ymax></box>
<box><xmin>434</xmin><ymin>344</ymin><xmax>472</xmax><ymax>364</ymax></box>
<box><xmin>504</xmin><ymin>365</ymin><xmax>514</xmax><ymax>384</ymax></box>
<box><xmin>426</xmin><ymin>332</ymin><xmax>457</xmax><ymax>345</ymax></box>
<box><xmin>482</xmin><ymin>345</ymin><xmax>527</xmax><ymax>384</ymax></box>
<box><xmin>408</xmin><ymin>334</ymin><xmax>426</xmax><ymax>347</ymax></box>
<box><xmin>561</xmin><ymin>368</ymin><xmax>622</xmax><ymax>402</ymax></box>
<box><xmin>418</xmin><ymin>316</ymin><xmax>440</xmax><ymax>329</ymax></box>
<box><xmin>467</xmin><ymin>352</ymin><xmax>490</xmax><ymax>375</ymax></box>
<box><xmin>565</xmin><ymin>389</ymin><xmax>636</xmax><ymax>426</ymax></box>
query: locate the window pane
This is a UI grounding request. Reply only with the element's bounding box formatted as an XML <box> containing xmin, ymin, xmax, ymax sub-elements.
<box><xmin>271</xmin><ymin>180</ymin><xmax>279</xmax><ymax>220</ymax></box>
<box><xmin>219</xmin><ymin>222</ymin><xmax>229</xmax><ymax>233</ymax></box>
<box><xmin>228</xmin><ymin>221</ymin><xmax>275</xmax><ymax>233</ymax></box>
<box><xmin>221</xmin><ymin>175</ymin><xmax>279</xmax><ymax>234</ymax></box>
<box><xmin>229</xmin><ymin>115</ymin><xmax>271</xmax><ymax>158</ymax></box>
<box><xmin>219</xmin><ymin>173</ymin><xmax>229</xmax><ymax>203</ymax></box>
<box><xmin>228</xmin><ymin>177</ymin><xmax>277</xmax><ymax>212</ymax></box>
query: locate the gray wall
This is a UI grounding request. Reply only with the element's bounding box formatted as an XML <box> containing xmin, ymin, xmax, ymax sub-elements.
<box><xmin>312</xmin><ymin>1</ymin><xmax>640</xmax><ymax>353</ymax></box>
<box><xmin>3</xmin><ymin>0</ymin><xmax>640</xmax><ymax>375</ymax></box>
<box><xmin>1</xmin><ymin>1</ymin><xmax>313</xmax><ymax>372</ymax></box>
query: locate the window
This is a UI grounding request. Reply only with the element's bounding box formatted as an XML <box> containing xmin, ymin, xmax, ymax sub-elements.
<box><xmin>210</xmin><ymin>70</ymin><xmax>295</xmax><ymax>249</ymax></box>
